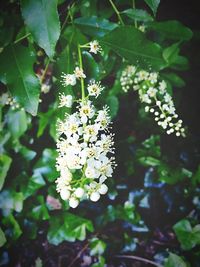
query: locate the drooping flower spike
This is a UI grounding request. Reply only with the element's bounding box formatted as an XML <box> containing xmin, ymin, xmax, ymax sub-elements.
<box><xmin>120</xmin><ymin>65</ymin><xmax>186</xmax><ymax>137</ymax></box>
<box><xmin>55</xmin><ymin>45</ymin><xmax>116</xmax><ymax>209</ymax></box>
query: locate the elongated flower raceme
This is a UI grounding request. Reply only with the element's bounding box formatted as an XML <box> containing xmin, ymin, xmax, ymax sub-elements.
<box><xmin>55</xmin><ymin>61</ymin><xmax>116</xmax><ymax>208</ymax></box>
<box><xmin>120</xmin><ymin>65</ymin><xmax>186</xmax><ymax>137</ymax></box>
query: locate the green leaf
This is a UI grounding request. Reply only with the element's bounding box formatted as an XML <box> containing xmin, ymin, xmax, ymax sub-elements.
<box><xmin>63</xmin><ymin>25</ymin><xmax>88</xmax><ymax>46</ymax></box>
<box><xmin>0</xmin><ymin>45</ymin><xmax>40</xmax><ymax>116</ymax></box>
<box><xmin>162</xmin><ymin>72</ymin><xmax>185</xmax><ymax>88</ymax></box>
<box><xmin>47</xmin><ymin>213</ymin><xmax>94</xmax><ymax>245</ymax></box>
<box><xmin>106</xmin><ymin>95</ymin><xmax>119</xmax><ymax>119</ymax></box>
<box><xmin>74</xmin><ymin>16</ymin><xmax>118</xmax><ymax>37</ymax></box>
<box><xmin>31</xmin><ymin>196</ymin><xmax>50</xmax><ymax>221</ymax></box>
<box><xmin>138</xmin><ymin>156</ymin><xmax>160</xmax><ymax>166</ymax></box>
<box><xmin>149</xmin><ymin>20</ymin><xmax>193</xmax><ymax>41</ymax></box>
<box><xmin>101</xmin><ymin>26</ymin><xmax>166</xmax><ymax>71</ymax></box>
<box><xmin>21</xmin><ymin>0</ymin><xmax>60</xmax><ymax>58</ymax></box>
<box><xmin>164</xmin><ymin>253</ymin><xmax>188</xmax><ymax>267</ymax></box>
<box><xmin>163</xmin><ymin>43</ymin><xmax>180</xmax><ymax>66</ymax></box>
<box><xmin>37</xmin><ymin>109</ymin><xmax>55</xmax><ymax>137</ymax></box>
<box><xmin>122</xmin><ymin>9</ymin><xmax>153</xmax><ymax>22</ymax></box>
<box><xmin>91</xmin><ymin>256</ymin><xmax>105</xmax><ymax>267</ymax></box>
<box><xmin>2</xmin><ymin>213</ymin><xmax>22</xmax><ymax>241</ymax></box>
<box><xmin>0</xmin><ymin>227</ymin><xmax>6</xmax><ymax>247</ymax></box>
<box><xmin>7</xmin><ymin>109</ymin><xmax>28</xmax><ymax>139</ymax></box>
<box><xmin>0</xmin><ymin>154</ymin><xmax>12</xmax><ymax>191</ymax></box>
<box><xmin>34</xmin><ymin>149</ymin><xmax>58</xmax><ymax>182</ymax></box>
<box><xmin>24</xmin><ymin>172</ymin><xmax>46</xmax><ymax>198</ymax></box>
<box><xmin>144</xmin><ymin>0</ymin><xmax>160</xmax><ymax>16</ymax></box>
<box><xmin>82</xmin><ymin>51</ymin><xmax>100</xmax><ymax>80</ymax></box>
<box><xmin>90</xmin><ymin>238</ymin><xmax>106</xmax><ymax>256</ymax></box>
<box><xmin>173</xmin><ymin>219</ymin><xmax>195</xmax><ymax>250</ymax></box>
<box><xmin>0</xmin><ymin>191</ymin><xmax>23</xmax><ymax>215</ymax></box>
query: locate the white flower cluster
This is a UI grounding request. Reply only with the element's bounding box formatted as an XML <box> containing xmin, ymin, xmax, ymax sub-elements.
<box><xmin>120</xmin><ymin>65</ymin><xmax>186</xmax><ymax>137</ymax></box>
<box><xmin>56</xmin><ymin>100</ymin><xmax>115</xmax><ymax>208</ymax></box>
<box><xmin>56</xmin><ymin>69</ymin><xmax>115</xmax><ymax>208</ymax></box>
<box><xmin>0</xmin><ymin>92</ymin><xmax>21</xmax><ymax>110</ymax></box>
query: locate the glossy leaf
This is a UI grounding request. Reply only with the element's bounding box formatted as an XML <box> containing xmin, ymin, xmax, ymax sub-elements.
<box><xmin>101</xmin><ymin>26</ymin><xmax>166</xmax><ymax>71</ymax></box>
<box><xmin>138</xmin><ymin>156</ymin><xmax>160</xmax><ymax>166</ymax></box>
<box><xmin>163</xmin><ymin>43</ymin><xmax>180</xmax><ymax>66</ymax></box>
<box><xmin>162</xmin><ymin>72</ymin><xmax>185</xmax><ymax>88</ymax></box>
<box><xmin>0</xmin><ymin>45</ymin><xmax>40</xmax><ymax>115</ymax></box>
<box><xmin>2</xmin><ymin>214</ymin><xmax>22</xmax><ymax>241</ymax></box>
<box><xmin>47</xmin><ymin>213</ymin><xmax>94</xmax><ymax>245</ymax></box>
<box><xmin>0</xmin><ymin>154</ymin><xmax>12</xmax><ymax>190</ymax></box>
<box><xmin>149</xmin><ymin>20</ymin><xmax>193</xmax><ymax>41</ymax></box>
<box><xmin>144</xmin><ymin>0</ymin><xmax>160</xmax><ymax>16</ymax></box>
<box><xmin>82</xmin><ymin>51</ymin><xmax>100</xmax><ymax>80</ymax></box>
<box><xmin>31</xmin><ymin>196</ymin><xmax>50</xmax><ymax>221</ymax></box>
<box><xmin>122</xmin><ymin>9</ymin><xmax>153</xmax><ymax>22</ymax></box>
<box><xmin>21</xmin><ymin>0</ymin><xmax>60</xmax><ymax>58</ymax></box>
<box><xmin>90</xmin><ymin>238</ymin><xmax>106</xmax><ymax>256</ymax></box>
<box><xmin>24</xmin><ymin>172</ymin><xmax>46</xmax><ymax>198</ymax></box>
<box><xmin>7</xmin><ymin>109</ymin><xmax>28</xmax><ymax>139</ymax></box>
<box><xmin>0</xmin><ymin>227</ymin><xmax>6</xmax><ymax>247</ymax></box>
<box><xmin>34</xmin><ymin>149</ymin><xmax>58</xmax><ymax>182</ymax></box>
<box><xmin>74</xmin><ymin>16</ymin><xmax>118</xmax><ymax>37</ymax></box>
<box><xmin>173</xmin><ymin>219</ymin><xmax>200</xmax><ymax>250</ymax></box>
<box><xmin>165</xmin><ymin>253</ymin><xmax>188</xmax><ymax>267</ymax></box>
<box><xmin>106</xmin><ymin>95</ymin><xmax>119</xmax><ymax>119</ymax></box>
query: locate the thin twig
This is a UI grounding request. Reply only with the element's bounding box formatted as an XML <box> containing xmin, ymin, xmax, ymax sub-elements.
<box><xmin>108</xmin><ymin>0</ymin><xmax>124</xmax><ymax>25</ymax></box>
<box><xmin>14</xmin><ymin>33</ymin><xmax>31</xmax><ymax>44</ymax></box>
<box><xmin>68</xmin><ymin>243</ymin><xmax>89</xmax><ymax>267</ymax></box>
<box><xmin>40</xmin><ymin>58</ymin><xmax>50</xmax><ymax>84</ymax></box>
<box><xmin>115</xmin><ymin>255</ymin><xmax>163</xmax><ymax>267</ymax></box>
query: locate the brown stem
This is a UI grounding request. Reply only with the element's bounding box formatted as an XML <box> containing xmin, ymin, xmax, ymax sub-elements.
<box><xmin>68</xmin><ymin>243</ymin><xmax>89</xmax><ymax>267</ymax></box>
<box><xmin>115</xmin><ymin>255</ymin><xmax>163</xmax><ymax>267</ymax></box>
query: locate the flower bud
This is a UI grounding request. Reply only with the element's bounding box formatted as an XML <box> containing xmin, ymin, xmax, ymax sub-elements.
<box><xmin>74</xmin><ymin>187</ymin><xmax>85</xmax><ymax>198</ymax></box>
<box><xmin>98</xmin><ymin>184</ymin><xmax>108</xmax><ymax>195</ymax></box>
<box><xmin>69</xmin><ymin>197</ymin><xmax>79</xmax><ymax>208</ymax></box>
<box><xmin>90</xmin><ymin>192</ymin><xmax>100</xmax><ymax>202</ymax></box>
<box><xmin>60</xmin><ymin>189</ymin><xmax>70</xmax><ymax>200</ymax></box>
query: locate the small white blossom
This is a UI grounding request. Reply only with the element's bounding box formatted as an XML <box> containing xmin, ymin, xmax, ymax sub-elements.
<box><xmin>90</xmin><ymin>192</ymin><xmax>100</xmax><ymax>202</ymax></box>
<box><xmin>74</xmin><ymin>67</ymin><xmax>86</xmax><ymax>79</ymax></box>
<box><xmin>87</xmin><ymin>80</ymin><xmax>104</xmax><ymax>98</ymax></box>
<box><xmin>89</xmin><ymin>40</ymin><xmax>102</xmax><ymax>54</ymax></box>
<box><xmin>58</xmin><ymin>93</ymin><xmax>73</xmax><ymax>108</ymax></box>
<box><xmin>61</xmin><ymin>73</ymin><xmax>76</xmax><ymax>87</ymax></box>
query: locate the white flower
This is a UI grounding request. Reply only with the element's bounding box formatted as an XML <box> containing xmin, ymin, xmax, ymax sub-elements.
<box><xmin>85</xmin><ymin>166</ymin><xmax>98</xmax><ymax>178</ymax></box>
<box><xmin>90</xmin><ymin>192</ymin><xmax>100</xmax><ymax>202</ymax></box>
<box><xmin>79</xmin><ymin>100</ymin><xmax>95</xmax><ymax>123</ymax></box>
<box><xmin>89</xmin><ymin>40</ymin><xmax>102</xmax><ymax>54</ymax></box>
<box><xmin>58</xmin><ymin>93</ymin><xmax>73</xmax><ymax>108</ymax></box>
<box><xmin>74</xmin><ymin>67</ymin><xmax>86</xmax><ymax>79</ymax></box>
<box><xmin>61</xmin><ymin>73</ymin><xmax>76</xmax><ymax>86</ymax></box>
<box><xmin>60</xmin><ymin>188</ymin><xmax>71</xmax><ymax>200</ymax></box>
<box><xmin>159</xmin><ymin>80</ymin><xmax>167</xmax><ymax>94</ymax></box>
<box><xmin>95</xmin><ymin>106</ymin><xmax>111</xmax><ymax>130</ymax></box>
<box><xmin>41</xmin><ymin>84</ymin><xmax>51</xmax><ymax>94</ymax></box>
<box><xmin>74</xmin><ymin>188</ymin><xmax>85</xmax><ymax>198</ymax></box>
<box><xmin>147</xmin><ymin>87</ymin><xmax>157</xmax><ymax>98</ymax></box>
<box><xmin>87</xmin><ymin>80</ymin><xmax>104</xmax><ymax>97</ymax></box>
<box><xmin>98</xmin><ymin>184</ymin><xmax>108</xmax><ymax>195</ymax></box>
<box><xmin>69</xmin><ymin>197</ymin><xmax>79</xmax><ymax>208</ymax></box>
<box><xmin>137</xmin><ymin>70</ymin><xmax>149</xmax><ymax>81</ymax></box>
<box><xmin>84</xmin><ymin>124</ymin><xmax>99</xmax><ymax>142</ymax></box>
<box><xmin>138</xmin><ymin>25</ymin><xmax>146</xmax><ymax>32</ymax></box>
<box><xmin>148</xmin><ymin>72</ymin><xmax>158</xmax><ymax>84</ymax></box>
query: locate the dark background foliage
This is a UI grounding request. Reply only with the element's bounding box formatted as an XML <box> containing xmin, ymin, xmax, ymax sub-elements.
<box><xmin>0</xmin><ymin>0</ymin><xmax>200</xmax><ymax>267</ymax></box>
